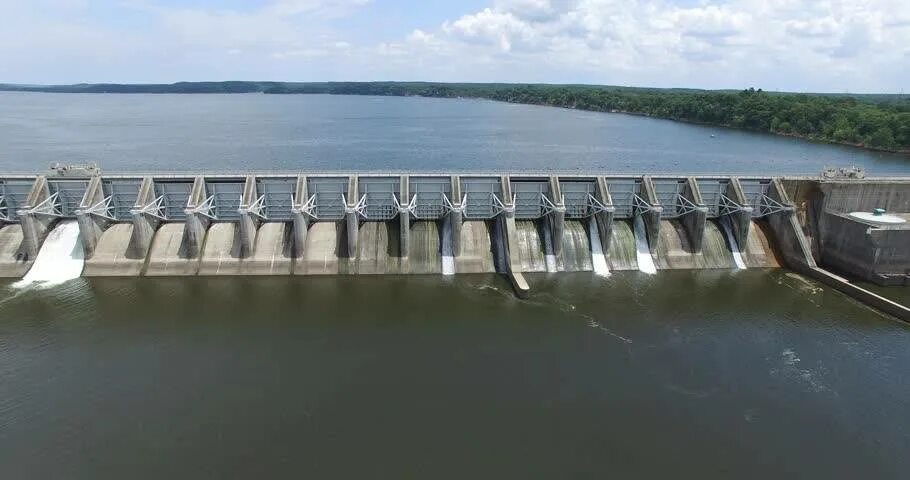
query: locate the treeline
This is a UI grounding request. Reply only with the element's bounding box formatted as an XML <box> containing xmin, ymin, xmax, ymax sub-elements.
<box><xmin>478</xmin><ymin>86</ymin><xmax>910</xmax><ymax>152</ymax></box>
<box><xmin>3</xmin><ymin>81</ymin><xmax>908</xmax><ymax>152</ymax></box>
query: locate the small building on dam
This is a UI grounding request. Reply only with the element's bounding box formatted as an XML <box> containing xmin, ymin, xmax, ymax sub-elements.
<box><xmin>0</xmin><ymin>166</ymin><xmax>908</xmax><ymax>319</ymax></box>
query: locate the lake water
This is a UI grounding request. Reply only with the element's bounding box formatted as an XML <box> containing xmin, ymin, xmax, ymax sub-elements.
<box><xmin>1</xmin><ymin>93</ymin><xmax>909</xmax><ymax>479</ymax></box>
<box><xmin>0</xmin><ymin>92</ymin><xmax>908</xmax><ymax>175</ymax></box>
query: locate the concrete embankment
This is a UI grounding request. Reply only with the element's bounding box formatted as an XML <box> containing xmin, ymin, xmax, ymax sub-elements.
<box><xmin>765</xmin><ymin>178</ymin><xmax>910</xmax><ymax>322</ymax></box>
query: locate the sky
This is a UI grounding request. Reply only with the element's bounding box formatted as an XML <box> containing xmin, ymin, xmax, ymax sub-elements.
<box><xmin>1</xmin><ymin>0</ymin><xmax>908</xmax><ymax>92</ymax></box>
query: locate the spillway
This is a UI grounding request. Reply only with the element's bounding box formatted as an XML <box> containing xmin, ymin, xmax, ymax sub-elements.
<box><xmin>408</xmin><ymin>221</ymin><xmax>440</xmax><ymax>274</ymax></box>
<box><xmin>720</xmin><ymin>218</ymin><xmax>747</xmax><ymax>270</ymax></box>
<box><xmin>198</xmin><ymin>222</ymin><xmax>243</xmax><ymax>275</ymax></box>
<box><xmin>14</xmin><ymin>220</ymin><xmax>84</xmax><ymax>288</ymax></box>
<box><xmin>741</xmin><ymin>220</ymin><xmax>780</xmax><ymax>268</ymax></box>
<box><xmin>83</xmin><ymin>223</ymin><xmax>144</xmax><ymax>276</ymax></box>
<box><xmin>146</xmin><ymin>223</ymin><xmax>199</xmax><ymax>276</ymax></box>
<box><xmin>512</xmin><ymin>220</ymin><xmax>547</xmax><ymax>272</ymax></box>
<box><xmin>456</xmin><ymin>220</ymin><xmax>495</xmax><ymax>274</ymax></box>
<box><xmin>633</xmin><ymin>216</ymin><xmax>657</xmax><ymax>274</ymax></box>
<box><xmin>354</xmin><ymin>221</ymin><xmax>401</xmax><ymax>274</ymax></box>
<box><xmin>297</xmin><ymin>222</ymin><xmax>342</xmax><ymax>275</ymax></box>
<box><xmin>654</xmin><ymin>219</ymin><xmax>735</xmax><ymax>270</ymax></box>
<box><xmin>588</xmin><ymin>219</ymin><xmax>610</xmax><ymax>277</ymax></box>
<box><xmin>607</xmin><ymin>220</ymin><xmax>638</xmax><ymax>271</ymax></box>
<box><xmin>558</xmin><ymin>220</ymin><xmax>593</xmax><ymax>272</ymax></box>
<box><xmin>241</xmin><ymin>222</ymin><xmax>294</xmax><ymax>275</ymax></box>
<box><xmin>441</xmin><ymin>218</ymin><xmax>455</xmax><ymax>275</ymax></box>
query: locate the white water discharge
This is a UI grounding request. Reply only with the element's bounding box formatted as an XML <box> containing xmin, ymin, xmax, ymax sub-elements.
<box><xmin>587</xmin><ymin>220</ymin><xmax>610</xmax><ymax>277</ymax></box>
<box><xmin>632</xmin><ymin>216</ymin><xmax>657</xmax><ymax>275</ymax></box>
<box><xmin>14</xmin><ymin>221</ymin><xmax>84</xmax><ymax>288</ymax></box>
<box><xmin>541</xmin><ymin>224</ymin><xmax>558</xmax><ymax>273</ymax></box>
<box><xmin>720</xmin><ymin>219</ymin><xmax>747</xmax><ymax>270</ymax></box>
<box><xmin>441</xmin><ymin>256</ymin><xmax>455</xmax><ymax>275</ymax></box>
<box><xmin>440</xmin><ymin>219</ymin><xmax>456</xmax><ymax>275</ymax></box>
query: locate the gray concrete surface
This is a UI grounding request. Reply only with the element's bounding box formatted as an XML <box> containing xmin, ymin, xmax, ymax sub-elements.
<box><xmin>144</xmin><ymin>223</ymin><xmax>200</xmax><ymax>276</ymax></box>
<box><xmin>83</xmin><ymin>223</ymin><xmax>145</xmax><ymax>276</ymax></box>
<box><xmin>240</xmin><ymin>222</ymin><xmax>294</xmax><ymax>275</ymax></box>
<box><xmin>198</xmin><ymin>222</ymin><xmax>243</xmax><ymax>276</ymax></box>
<box><xmin>296</xmin><ymin>221</ymin><xmax>341</xmax><ymax>275</ymax></box>
<box><xmin>455</xmin><ymin>220</ymin><xmax>495</xmax><ymax>273</ymax></box>
<box><xmin>0</xmin><ymin>224</ymin><xmax>32</xmax><ymax>277</ymax></box>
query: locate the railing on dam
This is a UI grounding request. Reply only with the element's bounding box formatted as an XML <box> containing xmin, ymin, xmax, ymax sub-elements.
<box><xmin>0</xmin><ymin>171</ymin><xmax>797</xmax><ymax>225</ymax></box>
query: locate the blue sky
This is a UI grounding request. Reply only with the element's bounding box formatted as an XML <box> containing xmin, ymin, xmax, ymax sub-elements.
<box><xmin>1</xmin><ymin>0</ymin><xmax>908</xmax><ymax>92</ymax></box>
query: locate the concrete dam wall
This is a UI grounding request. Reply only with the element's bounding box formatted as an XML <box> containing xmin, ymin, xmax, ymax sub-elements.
<box><xmin>0</xmin><ymin>168</ymin><xmax>908</xmax><ymax>318</ymax></box>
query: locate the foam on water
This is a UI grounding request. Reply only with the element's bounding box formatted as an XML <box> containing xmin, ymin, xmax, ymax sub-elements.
<box><xmin>720</xmin><ymin>219</ymin><xmax>747</xmax><ymax>270</ymax></box>
<box><xmin>440</xmin><ymin>218</ymin><xmax>455</xmax><ymax>275</ymax></box>
<box><xmin>632</xmin><ymin>216</ymin><xmax>657</xmax><ymax>275</ymax></box>
<box><xmin>587</xmin><ymin>220</ymin><xmax>610</xmax><ymax>277</ymax></box>
<box><xmin>442</xmin><ymin>256</ymin><xmax>455</xmax><ymax>275</ymax></box>
<box><xmin>14</xmin><ymin>220</ymin><xmax>84</xmax><ymax>288</ymax></box>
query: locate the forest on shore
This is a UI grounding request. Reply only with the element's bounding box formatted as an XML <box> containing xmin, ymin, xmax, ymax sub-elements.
<box><xmin>3</xmin><ymin>81</ymin><xmax>908</xmax><ymax>153</ymax></box>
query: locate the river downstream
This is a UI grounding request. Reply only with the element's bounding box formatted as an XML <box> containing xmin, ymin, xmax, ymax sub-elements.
<box><xmin>1</xmin><ymin>271</ymin><xmax>908</xmax><ymax>478</ymax></box>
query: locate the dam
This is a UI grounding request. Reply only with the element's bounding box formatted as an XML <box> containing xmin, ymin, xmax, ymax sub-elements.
<box><xmin>0</xmin><ymin>165</ymin><xmax>908</xmax><ymax>319</ymax></box>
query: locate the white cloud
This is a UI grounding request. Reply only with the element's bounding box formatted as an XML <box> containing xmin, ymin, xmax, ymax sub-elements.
<box><xmin>0</xmin><ymin>0</ymin><xmax>907</xmax><ymax>91</ymax></box>
<box><xmin>384</xmin><ymin>0</ymin><xmax>910</xmax><ymax>92</ymax></box>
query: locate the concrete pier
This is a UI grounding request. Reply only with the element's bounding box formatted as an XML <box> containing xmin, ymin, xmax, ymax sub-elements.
<box><xmin>19</xmin><ymin>176</ymin><xmax>57</xmax><ymax>260</ymax></box>
<box><xmin>291</xmin><ymin>176</ymin><xmax>310</xmax><ymax>261</ymax></box>
<box><xmin>593</xmin><ymin>177</ymin><xmax>615</xmax><ymax>254</ymax></box>
<box><xmin>722</xmin><ymin>178</ymin><xmax>754</xmax><ymax>249</ymax></box>
<box><xmin>0</xmin><ymin>224</ymin><xmax>30</xmax><ymax>277</ymax></box>
<box><xmin>547</xmin><ymin>175</ymin><xmax>566</xmax><ymax>257</ymax></box>
<box><xmin>344</xmin><ymin>176</ymin><xmax>359</xmax><ymax>258</ymax></box>
<box><xmin>238</xmin><ymin>176</ymin><xmax>258</xmax><ymax>259</ymax></box>
<box><xmin>448</xmin><ymin>175</ymin><xmax>463</xmax><ymax>258</ymax></box>
<box><xmin>496</xmin><ymin>177</ymin><xmax>531</xmax><ymax>298</ymax></box>
<box><xmin>640</xmin><ymin>176</ymin><xmax>663</xmax><ymax>254</ymax></box>
<box><xmin>680</xmin><ymin>177</ymin><xmax>708</xmax><ymax>253</ymax></box>
<box><xmin>129</xmin><ymin>177</ymin><xmax>160</xmax><ymax>261</ymax></box>
<box><xmin>183</xmin><ymin>176</ymin><xmax>210</xmax><ymax>260</ymax></box>
<box><xmin>75</xmin><ymin>176</ymin><xmax>107</xmax><ymax>258</ymax></box>
<box><xmin>399</xmin><ymin>175</ymin><xmax>410</xmax><ymax>259</ymax></box>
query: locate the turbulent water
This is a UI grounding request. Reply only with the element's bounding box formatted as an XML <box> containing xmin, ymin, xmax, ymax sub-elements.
<box><xmin>721</xmin><ymin>218</ymin><xmax>748</xmax><ymax>270</ymax></box>
<box><xmin>559</xmin><ymin>220</ymin><xmax>593</xmax><ymax>272</ymax></box>
<box><xmin>633</xmin><ymin>216</ymin><xmax>657</xmax><ymax>274</ymax></box>
<box><xmin>13</xmin><ymin>220</ymin><xmax>84</xmax><ymax>288</ymax></box>
<box><xmin>513</xmin><ymin>220</ymin><xmax>547</xmax><ymax>272</ymax></box>
<box><xmin>607</xmin><ymin>220</ymin><xmax>638</xmax><ymax>271</ymax></box>
<box><xmin>588</xmin><ymin>220</ymin><xmax>610</xmax><ymax>277</ymax></box>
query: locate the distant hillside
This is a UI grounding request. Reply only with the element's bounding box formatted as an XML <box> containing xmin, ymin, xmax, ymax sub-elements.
<box><xmin>2</xmin><ymin>81</ymin><xmax>908</xmax><ymax>153</ymax></box>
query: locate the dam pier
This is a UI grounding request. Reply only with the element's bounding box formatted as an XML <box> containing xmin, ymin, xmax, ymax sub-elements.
<box><xmin>0</xmin><ymin>166</ymin><xmax>908</xmax><ymax>320</ymax></box>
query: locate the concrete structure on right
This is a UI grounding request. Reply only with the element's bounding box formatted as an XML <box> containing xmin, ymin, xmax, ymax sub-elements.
<box><xmin>783</xmin><ymin>178</ymin><xmax>910</xmax><ymax>286</ymax></box>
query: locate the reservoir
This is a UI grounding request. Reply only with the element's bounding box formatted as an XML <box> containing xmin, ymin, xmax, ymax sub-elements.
<box><xmin>1</xmin><ymin>93</ymin><xmax>909</xmax><ymax>478</ymax></box>
<box><xmin>0</xmin><ymin>92</ymin><xmax>908</xmax><ymax>175</ymax></box>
